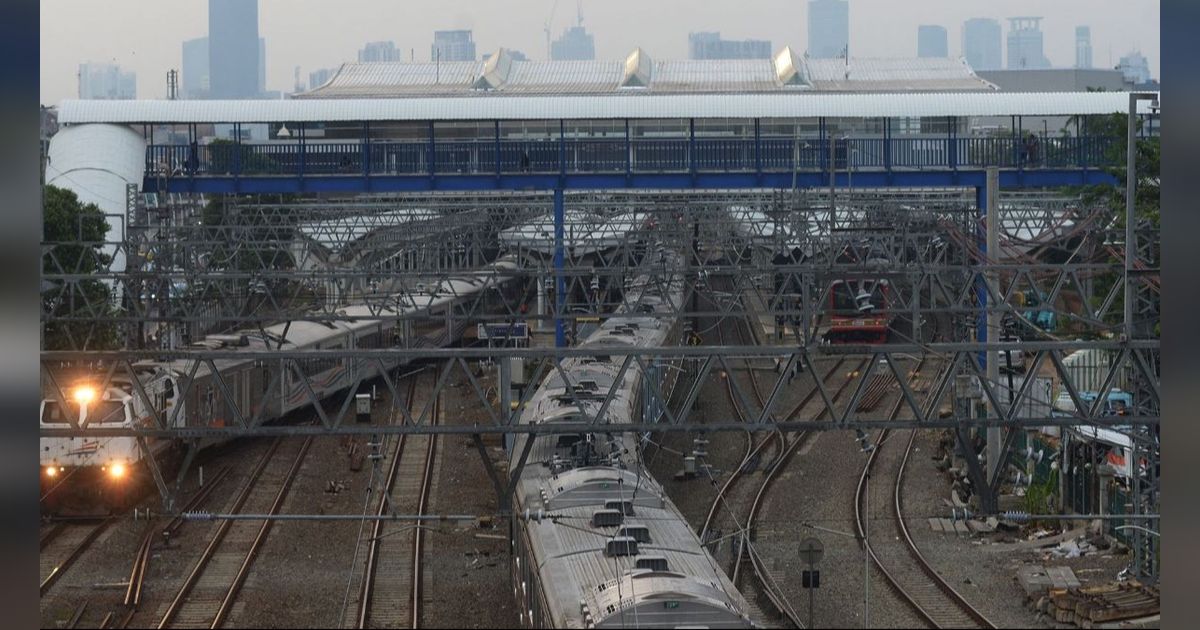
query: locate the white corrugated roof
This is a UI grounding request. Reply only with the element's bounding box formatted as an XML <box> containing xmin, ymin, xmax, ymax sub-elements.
<box><xmin>298</xmin><ymin>54</ymin><xmax>992</xmax><ymax>98</ymax></box>
<box><xmin>58</xmin><ymin>91</ymin><xmax>1157</xmax><ymax>124</ymax></box>
<box><xmin>653</xmin><ymin>59</ymin><xmax>779</xmax><ymax>92</ymax></box>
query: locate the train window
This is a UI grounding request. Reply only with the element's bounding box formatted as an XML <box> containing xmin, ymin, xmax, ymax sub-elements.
<box><xmin>41</xmin><ymin>402</ymin><xmax>64</xmax><ymax>424</ymax></box>
<box><xmin>89</xmin><ymin>400</ymin><xmax>127</xmax><ymax>424</ymax></box>
<box><xmin>204</xmin><ymin>387</ymin><xmax>215</xmax><ymax>419</ymax></box>
<box><xmin>831</xmin><ymin>283</ymin><xmax>859</xmax><ymax>311</ymax></box>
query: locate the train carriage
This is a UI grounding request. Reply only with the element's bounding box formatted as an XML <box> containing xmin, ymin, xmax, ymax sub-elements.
<box><xmin>509</xmin><ymin>245</ymin><xmax>756</xmax><ymax>628</ymax></box>
<box><xmin>40</xmin><ymin>258</ymin><xmax>522</xmax><ymax>510</ymax></box>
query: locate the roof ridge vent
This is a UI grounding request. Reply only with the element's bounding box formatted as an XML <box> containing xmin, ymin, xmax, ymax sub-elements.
<box><xmin>773</xmin><ymin>45</ymin><xmax>812</xmax><ymax>88</ymax></box>
<box><xmin>592</xmin><ymin>509</ymin><xmax>624</xmax><ymax>527</ymax></box>
<box><xmin>473</xmin><ymin>48</ymin><xmax>514</xmax><ymax>91</ymax></box>
<box><xmin>605</xmin><ymin>536</ymin><xmax>639</xmax><ymax>557</ymax></box>
<box><xmin>620</xmin><ymin>48</ymin><xmax>653</xmax><ymax>88</ymax></box>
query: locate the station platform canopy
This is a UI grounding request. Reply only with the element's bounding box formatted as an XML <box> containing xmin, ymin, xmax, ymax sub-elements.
<box><xmin>58</xmin><ymin>91</ymin><xmax>1157</xmax><ymax>125</ymax></box>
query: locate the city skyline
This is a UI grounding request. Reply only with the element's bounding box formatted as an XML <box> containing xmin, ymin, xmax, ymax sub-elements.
<box><xmin>39</xmin><ymin>0</ymin><xmax>1160</xmax><ymax>103</ymax></box>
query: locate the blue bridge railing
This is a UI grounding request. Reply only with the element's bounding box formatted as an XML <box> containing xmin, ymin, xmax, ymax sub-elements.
<box><xmin>147</xmin><ymin>135</ymin><xmax>1121</xmax><ymax>179</ymax></box>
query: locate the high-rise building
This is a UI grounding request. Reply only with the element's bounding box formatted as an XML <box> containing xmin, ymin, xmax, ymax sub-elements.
<box><xmin>917</xmin><ymin>25</ymin><xmax>948</xmax><ymax>58</ymax></box>
<box><xmin>1117</xmin><ymin>51</ymin><xmax>1152</xmax><ymax>85</ymax></box>
<box><xmin>182</xmin><ymin>37</ymin><xmax>209</xmax><ymax>99</ymax></box>
<box><xmin>208</xmin><ymin>0</ymin><xmax>260</xmax><ymax>99</ymax></box>
<box><xmin>963</xmin><ymin>18</ymin><xmax>1002</xmax><ymax>70</ymax></box>
<box><xmin>551</xmin><ymin>26</ymin><xmax>596</xmax><ymax>61</ymax></box>
<box><xmin>483</xmin><ymin>50</ymin><xmax>528</xmax><ymax>62</ymax></box>
<box><xmin>1007</xmin><ymin>17</ymin><xmax>1050</xmax><ymax>69</ymax></box>
<box><xmin>308</xmin><ymin>68</ymin><xmax>337</xmax><ymax>90</ymax></box>
<box><xmin>807</xmin><ymin>0</ymin><xmax>849</xmax><ymax>59</ymax></box>
<box><xmin>78</xmin><ymin>63</ymin><xmax>136</xmax><ymax>100</ymax></box>
<box><xmin>1075</xmin><ymin>26</ymin><xmax>1093</xmax><ymax>69</ymax></box>
<box><xmin>431</xmin><ymin>30</ymin><xmax>476</xmax><ymax>62</ymax></box>
<box><xmin>359</xmin><ymin>41</ymin><xmax>402</xmax><ymax>63</ymax></box>
<box><xmin>258</xmin><ymin>37</ymin><xmax>267</xmax><ymax>94</ymax></box>
<box><xmin>687</xmin><ymin>32</ymin><xmax>772</xmax><ymax>60</ymax></box>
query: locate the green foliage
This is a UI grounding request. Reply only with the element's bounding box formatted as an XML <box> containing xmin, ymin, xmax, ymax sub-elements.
<box><xmin>1025</xmin><ymin>468</ymin><xmax>1059</xmax><ymax>520</ymax></box>
<box><xmin>41</xmin><ymin>185</ymin><xmax>120</xmax><ymax>350</ymax></box>
<box><xmin>1061</xmin><ymin>113</ymin><xmax>1160</xmax><ymax>333</ymax></box>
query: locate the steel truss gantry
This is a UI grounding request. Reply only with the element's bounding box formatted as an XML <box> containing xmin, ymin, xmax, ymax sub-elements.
<box><xmin>41</xmin><ymin>187</ymin><xmax>1159</xmax><ymax>569</ymax></box>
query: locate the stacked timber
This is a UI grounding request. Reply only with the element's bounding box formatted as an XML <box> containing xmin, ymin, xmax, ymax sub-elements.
<box><xmin>1033</xmin><ymin>581</ymin><xmax>1160</xmax><ymax>628</ymax></box>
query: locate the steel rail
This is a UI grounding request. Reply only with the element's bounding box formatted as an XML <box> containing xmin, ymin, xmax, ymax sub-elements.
<box><xmin>853</xmin><ymin>359</ymin><xmax>998</xmax><ymax>629</ymax></box>
<box><xmin>125</xmin><ymin>467</ymin><xmax>234</xmax><ymax>611</ymax></box>
<box><xmin>39</xmin><ymin>523</ymin><xmax>68</xmax><ymax>551</ymax></box>
<box><xmin>40</xmin><ymin>518</ymin><xmax>114</xmax><ymax>595</ymax></box>
<box><xmin>211</xmin><ymin>436</ymin><xmax>313</xmax><ymax>628</ymax></box>
<box><xmin>357</xmin><ymin>376</ymin><xmax>417</xmax><ymax>629</ymax></box>
<box><xmin>410</xmin><ymin>392</ymin><xmax>438</xmax><ymax>629</ymax></box>
<box><xmin>737</xmin><ymin>357</ymin><xmax>868</xmax><ymax>585</ymax></box>
<box><xmin>698</xmin><ymin>286</ymin><xmax>770</xmax><ymax>541</ymax></box>
<box><xmin>155</xmin><ymin>438</ymin><xmax>284</xmax><ymax>629</ymax></box>
<box><xmin>357</xmin><ymin>372</ymin><xmax>437</xmax><ymax>629</ymax></box>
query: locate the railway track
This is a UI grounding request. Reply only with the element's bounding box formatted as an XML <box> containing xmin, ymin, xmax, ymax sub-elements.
<box><xmin>349</xmin><ymin>373</ymin><xmax>440</xmax><ymax>629</ymax></box>
<box><xmin>699</xmin><ymin>278</ymin><xmax>876</xmax><ymax>627</ymax></box>
<box><xmin>112</xmin><ymin>467</ymin><xmax>235</xmax><ymax>628</ymax></box>
<box><xmin>152</xmin><ymin>435</ymin><xmax>313</xmax><ymax>629</ymax></box>
<box><xmin>853</xmin><ymin>359</ymin><xmax>998</xmax><ymax>629</ymax></box>
<box><xmin>40</xmin><ymin>518</ymin><xmax>115</xmax><ymax>595</ymax></box>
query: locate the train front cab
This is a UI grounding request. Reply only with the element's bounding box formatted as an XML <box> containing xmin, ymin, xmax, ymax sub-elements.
<box><xmin>40</xmin><ymin>385</ymin><xmax>142</xmax><ymax>510</ymax></box>
<box><xmin>823</xmin><ymin>279</ymin><xmax>893</xmax><ymax>344</ymax></box>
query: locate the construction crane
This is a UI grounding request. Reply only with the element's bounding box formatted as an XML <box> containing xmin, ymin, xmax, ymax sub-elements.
<box><xmin>544</xmin><ymin>0</ymin><xmax>560</xmax><ymax>60</ymax></box>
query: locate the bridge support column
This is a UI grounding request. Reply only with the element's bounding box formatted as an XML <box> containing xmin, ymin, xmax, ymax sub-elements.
<box><xmin>554</xmin><ymin>188</ymin><xmax>567</xmax><ymax>348</ymax></box>
<box><xmin>982</xmin><ymin>168</ymin><xmax>1003</xmax><ymax>495</ymax></box>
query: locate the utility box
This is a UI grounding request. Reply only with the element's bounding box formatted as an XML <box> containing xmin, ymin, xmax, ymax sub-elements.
<box><xmin>355</xmin><ymin>393</ymin><xmax>372</xmax><ymax>423</ymax></box>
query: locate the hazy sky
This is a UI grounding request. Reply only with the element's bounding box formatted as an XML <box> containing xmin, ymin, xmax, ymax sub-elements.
<box><xmin>40</xmin><ymin>0</ymin><xmax>1160</xmax><ymax>103</ymax></box>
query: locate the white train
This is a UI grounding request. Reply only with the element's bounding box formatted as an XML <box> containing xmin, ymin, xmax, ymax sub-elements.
<box><xmin>40</xmin><ymin>258</ymin><xmax>523</xmax><ymax>507</ymax></box>
<box><xmin>509</xmin><ymin>244</ymin><xmax>756</xmax><ymax>628</ymax></box>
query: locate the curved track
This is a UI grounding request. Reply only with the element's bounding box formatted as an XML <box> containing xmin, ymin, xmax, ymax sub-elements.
<box><xmin>698</xmin><ymin>277</ymin><xmax>876</xmax><ymax>628</ymax></box>
<box><xmin>853</xmin><ymin>359</ymin><xmax>997</xmax><ymax>630</ymax></box>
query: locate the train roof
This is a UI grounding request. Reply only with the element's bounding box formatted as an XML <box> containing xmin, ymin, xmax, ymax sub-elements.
<box><xmin>510</xmin><ymin>248</ymin><xmax>752</xmax><ymax>627</ymax></box>
<box><xmin>150</xmin><ymin>258</ymin><xmax>520</xmax><ymax>378</ymax></box>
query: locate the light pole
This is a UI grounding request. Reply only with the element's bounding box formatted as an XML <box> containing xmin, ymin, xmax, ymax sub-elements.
<box><xmin>1123</xmin><ymin>91</ymin><xmax>1158</xmax><ymax>581</ymax></box>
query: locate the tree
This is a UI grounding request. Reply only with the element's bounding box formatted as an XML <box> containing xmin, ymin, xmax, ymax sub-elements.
<box><xmin>42</xmin><ymin>185</ymin><xmax>120</xmax><ymax>350</ymax></box>
<box><xmin>1066</xmin><ymin>114</ymin><xmax>1160</xmax><ymax>334</ymax></box>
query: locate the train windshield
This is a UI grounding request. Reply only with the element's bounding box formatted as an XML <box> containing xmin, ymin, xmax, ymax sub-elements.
<box><xmin>831</xmin><ymin>281</ymin><xmax>887</xmax><ymax>312</ymax></box>
<box><xmin>40</xmin><ymin>400</ymin><xmax>127</xmax><ymax>425</ymax></box>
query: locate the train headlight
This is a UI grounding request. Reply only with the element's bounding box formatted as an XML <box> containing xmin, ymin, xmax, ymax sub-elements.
<box><xmin>72</xmin><ymin>385</ymin><xmax>97</xmax><ymax>406</ymax></box>
<box><xmin>109</xmin><ymin>462</ymin><xmax>127</xmax><ymax>479</ymax></box>
<box><xmin>45</xmin><ymin>466</ymin><xmax>58</xmax><ymax>478</ymax></box>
